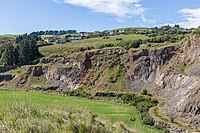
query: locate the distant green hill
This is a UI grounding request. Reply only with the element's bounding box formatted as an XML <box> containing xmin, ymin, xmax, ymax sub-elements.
<box><xmin>0</xmin><ymin>34</ymin><xmax>18</xmax><ymax>39</ymax></box>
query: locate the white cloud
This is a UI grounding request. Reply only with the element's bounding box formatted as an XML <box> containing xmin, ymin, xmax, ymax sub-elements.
<box><xmin>55</xmin><ymin>0</ymin><xmax>144</xmax><ymax>19</ymax></box>
<box><xmin>178</xmin><ymin>8</ymin><xmax>200</xmax><ymax>28</ymax></box>
<box><xmin>141</xmin><ymin>15</ymin><xmax>156</xmax><ymax>23</ymax></box>
<box><xmin>134</xmin><ymin>4</ymin><xmax>142</xmax><ymax>8</ymax></box>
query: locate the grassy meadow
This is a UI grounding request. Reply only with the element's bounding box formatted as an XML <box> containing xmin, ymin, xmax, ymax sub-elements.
<box><xmin>0</xmin><ymin>34</ymin><xmax>18</xmax><ymax>39</ymax></box>
<box><xmin>0</xmin><ymin>90</ymin><xmax>160</xmax><ymax>133</ymax></box>
<box><xmin>39</xmin><ymin>34</ymin><xmax>148</xmax><ymax>57</ymax></box>
<box><xmin>41</xmin><ymin>34</ymin><xmax>76</xmax><ymax>39</ymax></box>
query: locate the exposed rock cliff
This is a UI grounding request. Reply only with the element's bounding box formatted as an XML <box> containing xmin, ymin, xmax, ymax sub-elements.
<box><xmin>122</xmin><ymin>35</ymin><xmax>200</xmax><ymax>127</ymax></box>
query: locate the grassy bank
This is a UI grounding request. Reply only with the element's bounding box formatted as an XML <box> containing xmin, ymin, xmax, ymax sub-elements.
<box><xmin>0</xmin><ymin>90</ymin><xmax>160</xmax><ymax>133</ymax></box>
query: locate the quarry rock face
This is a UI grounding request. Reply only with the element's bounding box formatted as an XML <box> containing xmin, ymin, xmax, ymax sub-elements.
<box><xmin>45</xmin><ymin>66</ymin><xmax>84</xmax><ymax>91</ymax></box>
<box><xmin>45</xmin><ymin>52</ymin><xmax>93</xmax><ymax>91</ymax></box>
<box><xmin>3</xmin><ymin>35</ymin><xmax>200</xmax><ymax>127</ymax></box>
<box><xmin>123</xmin><ymin>35</ymin><xmax>200</xmax><ymax>127</ymax></box>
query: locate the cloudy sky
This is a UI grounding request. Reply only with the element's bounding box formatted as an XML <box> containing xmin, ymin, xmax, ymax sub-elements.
<box><xmin>0</xmin><ymin>0</ymin><xmax>200</xmax><ymax>34</ymax></box>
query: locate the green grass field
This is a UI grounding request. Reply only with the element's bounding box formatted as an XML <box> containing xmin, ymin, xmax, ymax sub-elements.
<box><xmin>0</xmin><ymin>90</ymin><xmax>160</xmax><ymax>133</ymax></box>
<box><xmin>41</xmin><ymin>34</ymin><xmax>76</xmax><ymax>39</ymax></box>
<box><xmin>39</xmin><ymin>34</ymin><xmax>148</xmax><ymax>57</ymax></box>
<box><xmin>0</xmin><ymin>34</ymin><xmax>18</xmax><ymax>39</ymax></box>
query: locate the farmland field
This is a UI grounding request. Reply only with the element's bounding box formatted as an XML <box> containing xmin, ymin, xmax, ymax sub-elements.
<box><xmin>39</xmin><ymin>34</ymin><xmax>148</xmax><ymax>57</ymax></box>
<box><xmin>0</xmin><ymin>90</ymin><xmax>160</xmax><ymax>133</ymax></box>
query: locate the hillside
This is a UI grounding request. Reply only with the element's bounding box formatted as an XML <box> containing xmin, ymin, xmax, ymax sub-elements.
<box><xmin>0</xmin><ymin>27</ymin><xmax>200</xmax><ymax>132</ymax></box>
<box><xmin>39</xmin><ymin>34</ymin><xmax>149</xmax><ymax>57</ymax></box>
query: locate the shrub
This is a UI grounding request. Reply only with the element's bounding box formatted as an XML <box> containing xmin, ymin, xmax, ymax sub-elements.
<box><xmin>103</xmin><ymin>36</ymin><xmax>109</xmax><ymax>39</ymax></box>
<box><xmin>163</xmin><ymin>128</ymin><xmax>170</xmax><ymax>133</ymax></box>
<box><xmin>137</xmin><ymin>105</ymin><xmax>149</xmax><ymax>113</ymax></box>
<box><xmin>193</xmin><ymin>27</ymin><xmax>200</xmax><ymax>34</ymax></box>
<box><xmin>129</xmin><ymin>39</ymin><xmax>142</xmax><ymax>48</ymax></box>
<box><xmin>154</xmin><ymin>124</ymin><xmax>165</xmax><ymax>130</ymax></box>
<box><xmin>150</xmin><ymin>99</ymin><xmax>159</xmax><ymax>106</ymax></box>
<box><xmin>154</xmin><ymin>124</ymin><xmax>169</xmax><ymax>133</ymax></box>
<box><xmin>142</xmin><ymin>114</ymin><xmax>154</xmax><ymax>126</ymax></box>
<box><xmin>115</xmin><ymin>38</ymin><xmax>123</xmax><ymax>41</ymax></box>
<box><xmin>115</xmin><ymin>39</ymin><xmax>142</xmax><ymax>49</ymax></box>
<box><xmin>141</xmin><ymin>89</ymin><xmax>148</xmax><ymax>95</ymax></box>
<box><xmin>130</xmin><ymin>117</ymin><xmax>136</xmax><ymax>121</ymax></box>
<box><xmin>170</xmin><ymin>117</ymin><xmax>175</xmax><ymax>123</ymax></box>
<box><xmin>147</xmin><ymin>44</ymin><xmax>152</xmax><ymax>47</ymax></box>
<box><xmin>67</xmin><ymin>86</ymin><xmax>92</xmax><ymax>98</ymax></box>
<box><xmin>121</xmin><ymin>93</ymin><xmax>136</xmax><ymax>103</ymax></box>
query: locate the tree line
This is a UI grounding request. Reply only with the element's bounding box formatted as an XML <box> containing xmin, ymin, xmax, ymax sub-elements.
<box><xmin>0</xmin><ymin>34</ymin><xmax>42</xmax><ymax>66</ymax></box>
<box><xmin>31</xmin><ymin>30</ymin><xmax>77</xmax><ymax>35</ymax></box>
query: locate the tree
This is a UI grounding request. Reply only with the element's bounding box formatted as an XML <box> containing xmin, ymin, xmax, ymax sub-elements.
<box><xmin>1</xmin><ymin>45</ymin><xmax>18</xmax><ymax>66</ymax></box>
<box><xmin>130</xmin><ymin>39</ymin><xmax>142</xmax><ymax>48</ymax></box>
<box><xmin>0</xmin><ymin>34</ymin><xmax>42</xmax><ymax>66</ymax></box>
<box><xmin>173</xmin><ymin>24</ymin><xmax>180</xmax><ymax>29</ymax></box>
<box><xmin>15</xmin><ymin>34</ymin><xmax>28</xmax><ymax>43</ymax></box>
<box><xmin>16</xmin><ymin>37</ymin><xmax>41</xmax><ymax>65</ymax></box>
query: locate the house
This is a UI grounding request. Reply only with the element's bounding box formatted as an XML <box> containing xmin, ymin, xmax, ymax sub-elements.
<box><xmin>41</xmin><ymin>37</ymin><xmax>50</xmax><ymax>43</ymax></box>
<box><xmin>67</xmin><ymin>36</ymin><xmax>83</xmax><ymax>42</ymax></box>
<box><xmin>109</xmin><ymin>31</ymin><xmax>116</xmax><ymax>36</ymax></box>
<box><xmin>79</xmin><ymin>32</ymin><xmax>89</xmax><ymax>37</ymax></box>
<box><xmin>94</xmin><ymin>31</ymin><xmax>101</xmax><ymax>36</ymax></box>
<box><xmin>55</xmin><ymin>38</ymin><xmax>66</xmax><ymax>44</ymax></box>
<box><xmin>180</xmin><ymin>29</ymin><xmax>192</xmax><ymax>34</ymax></box>
<box><xmin>118</xmin><ymin>30</ymin><xmax>125</xmax><ymax>33</ymax></box>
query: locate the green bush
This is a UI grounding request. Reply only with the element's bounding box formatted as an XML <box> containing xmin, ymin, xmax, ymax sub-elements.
<box><xmin>163</xmin><ymin>128</ymin><xmax>170</xmax><ymax>133</ymax></box>
<box><xmin>130</xmin><ymin>117</ymin><xmax>136</xmax><ymax>121</ymax></box>
<box><xmin>115</xmin><ymin>39</ymin><xmax>142</xmax><ymax>49</ymax></box>
<box><xmin>170</xmin><ymin>117</ymin><xmax>175</xmax><ymax>123</ymax></box>
<box><xmin>115</xmin><ymin>38</ymin><xmax>123</xmax><ymax>41</ymax></box>
<box><xmin>193</xmin><ymin>27</ymin><xmax>200</xmax><ymax>34</ymax></box>
<box><xmin>103</xmin><ymin>36</ymin><xmax>109</xmax><ymax>39</ymax></box>
<box><xmin>150</xmin><ymin>99</ymin><xmax>159</xmax><ymax>105</ymax></box>
<box><xmin>142</xmin><ymin>114</ymin><xmax>154</xmax><ymax>126</ymax></box>
<box><xmin>144</xmin><ymin>34</ymin><xmax>185</xmax><ymax>44</ymax></box>
<box><xmin>121</xmin><ymin>93</ymin><xmax>159</xmax><ymax>127</ymax></box>
<box><xmin>154</xmin><ymin>124</ymin><xmax>169</xmax><ymax>133</ymax></box>
<box><xmin>121</xmin><ymin>93</ymin><xmax>136</xmax><ymax>104</ymax></box>
<box><xmin>141</xmin><ymin>89</ymin><xmax>148</xmax><ymax>95</ymax></box>
<box><xmin>67</xmin><ymin>86</ymin><xmax>92</xmax><ymax>98</ymax></box>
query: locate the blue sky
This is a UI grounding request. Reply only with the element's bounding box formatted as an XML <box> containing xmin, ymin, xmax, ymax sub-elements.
<box><xmin>0</xmin><ymin>0</ymin><xmax>200</xmax><ymax>34</ymax></box>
